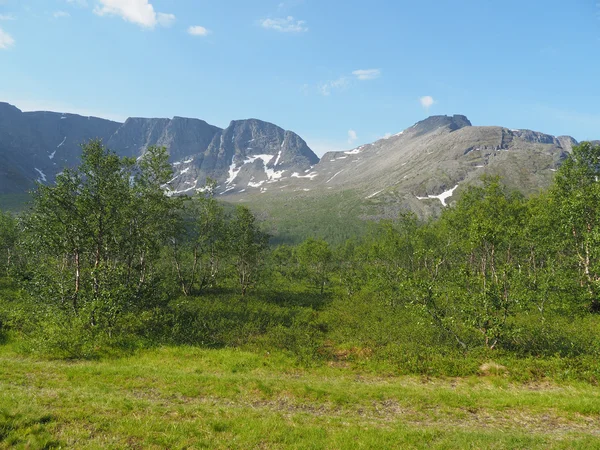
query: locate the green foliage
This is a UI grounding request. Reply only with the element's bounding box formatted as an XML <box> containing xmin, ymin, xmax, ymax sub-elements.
<box><xmin>0</xmin><ymin>211</ymin><xmax>17</xmax><ymax>275</ymax></box>
<box><xmin>229</xmin><ymin>206</ymin><xmax>269</xmax><ymax>295</ymax></box>
<box><xmin>171</xmin><ymin>180</ymin><xmax>230</xmax><ymax>295</ymax></box>
<box><xmin>16</xmin><ymin>141</ymin><xmax>181</xmax><ymax>352</ymax></box>
<box><xmin>296</xmin><ymin>238</ymin><xmax>333</xmax><ymax>294</ymax></box>
<box><xmin>2</xmin><ymin>139</ymin><xmax>600</xmax><ymax>383</ymax></box>
<box><xmin>552</xmin><ymin>142</ymin><xmax>600</xmax><ymax>312</ymax></box>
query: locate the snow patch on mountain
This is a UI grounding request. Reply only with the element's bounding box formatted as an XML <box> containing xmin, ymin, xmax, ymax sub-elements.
<box><xmin>34</xmin><ymin>168</ymin><xmax>47</xmax><ymax>183</ymax></box>
<box><xmin>345</xmin><ymin>146</ymin><xmax>364</xmax><ymax>155</ymax></box>
<box><xmin>366</xmin><ymin>190</ymin><xmax>383</xmax><ymax>199</ymax></box>
<box><xmin>291</xmin><ymin>172</ymin><xmax>318</xmax><ymax>180</ymax></box>
<box><xmin>326</xmin><ymin>170</ymin><xmax>343</xmax><ymax>183</ymax></box>
<box><xmin>416</xmin><ymin>184</ymin><xmax>459</xmax><ymax>207</ymax></box>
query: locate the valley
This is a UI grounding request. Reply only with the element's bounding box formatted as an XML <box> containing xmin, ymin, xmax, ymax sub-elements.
<box><xmin>0</xmin><ymin>102</ymin><xmax>588</xmax><ymax>243</ymax></box>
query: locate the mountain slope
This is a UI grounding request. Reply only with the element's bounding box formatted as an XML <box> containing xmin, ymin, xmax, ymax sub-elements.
<box><xmin>0</xmin><ymin>102</ymin><xmax>121</xmax><ymax>193</ymax></box>
<box><xmin>228</xmin><ymin>115</ymin><xmax>584</xmax><ymax>241</ymax></box>
<box><xmin>0</xmin><ymin>103</ymin><xmax>319</xmax><ymax>196</ymax></box>
<box><xmin>0</xmin><ymin>103</ymin><xmax>595</xmax><ymax>243</ymax></box>
<box><xmin>165</xmin><ymin>118</ymin><xmax>318</xmax><ymax>195</ymax></box>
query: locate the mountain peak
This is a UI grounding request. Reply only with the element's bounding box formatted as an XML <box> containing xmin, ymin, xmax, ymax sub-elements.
<box><xmin>411</xmin><ymin>114</ymin><xmax>472</xmax><ymax>136</ymax></box>
<box><xmin>0</xmin><ymin>102</ymin><xmax>22</xmax><ymax>116</ymax></box>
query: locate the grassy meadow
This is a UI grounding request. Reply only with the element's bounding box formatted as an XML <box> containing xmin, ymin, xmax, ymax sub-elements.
<box><xmin>3</xmin><ymin>144</ymin><xmax>600</xmax><ymax>448</ymax></box>
<box><xmin>2</xmin><ymin>344</ymin><xmax>600</xmax><ymax>449</ymax></box>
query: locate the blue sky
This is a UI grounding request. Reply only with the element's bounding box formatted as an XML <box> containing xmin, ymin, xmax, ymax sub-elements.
<box><xmin>0</xmin><ymin>0</ymin><xmax>598</xmax><ymax>155</ymax></box>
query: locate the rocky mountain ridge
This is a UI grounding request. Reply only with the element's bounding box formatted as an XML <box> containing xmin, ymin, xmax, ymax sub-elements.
<box><xmin>1</xmin><ymin>102</ymin><xmax>596</xmax><ymax>222</ymax></box>
<box><xmin>0</xmin><ymin>102</ymin><xmax>318</xmax><ymax>196</ymax></box>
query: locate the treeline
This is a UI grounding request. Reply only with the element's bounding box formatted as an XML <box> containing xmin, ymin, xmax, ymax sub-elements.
<box><xmin>0</xmin><ymin>140</ymin><xmax>599</xmax><ymax>371</ymax></box>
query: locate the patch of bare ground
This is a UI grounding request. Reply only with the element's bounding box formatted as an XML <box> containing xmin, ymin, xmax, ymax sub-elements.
<box><xmin>125</xmin><ymin>387</ymin><xmax>599</xmax><ymax>437</ymax></box>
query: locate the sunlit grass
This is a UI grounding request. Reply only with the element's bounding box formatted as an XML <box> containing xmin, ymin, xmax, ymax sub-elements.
<box><xmin>1</xmin><ymin>345</ymin><xmax>599</xmax><ymax>449</ymax></box>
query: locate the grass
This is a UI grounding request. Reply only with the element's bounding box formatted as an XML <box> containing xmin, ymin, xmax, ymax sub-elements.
<box><xmin>0</xmin><ymin>193</ymin><xmax>30</xmax><ymax>213</ymax></box>
<box><xmin>1</xmin><ymin>344</ymin><xmax>599</xmax><ymax>449</ymax></box>
<box><xmin>228</xmin><ymin>189</ymin><xmax>372</xmax><ymax>245</ymax></box>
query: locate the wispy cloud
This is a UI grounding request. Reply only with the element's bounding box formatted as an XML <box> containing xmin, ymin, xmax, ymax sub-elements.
<box><xmin>187</xmin><ymin>25</ymin><xmax>210</xmax><ymax>36</ymax></box>
<box><xmin>420</xmin><ymin>95</ymin><xmax>435</xmax><ymax>110</ymax></box>
<box><xmin>352</xmin><ymin>69</ymin><xmax>381</xmax><ymax>81</ymax></box>
<box><xmin>53</xmin><ymin>11</ymin><xmax>71</xmax><ymax>18</ymax></box>
<box><xmin>260</xmin><ymin>16</ymin><xmax>308</xmax><ymax>33</ymax></box>
<box><xmin>0</xmin><ymin>14</ymin><xmax>16</xmax><ymax>21</ymax></box>
<box><xmin>317</xmin><ymin>67</ymin><xmax>382</xmax><ymax>96</ymax></box>
<box><xmin>93</xmin><ymin>0</ymin><xmax>175</xmax><ymax>29</ymax></box>
<box><xmin>347</xmin><ymin>129</ymin><xmax>358</xmax><ymax>144</ymax></box>
<box><xmin>0</xmin><ymin>27</ymin><xmax>14</xmax><ymax>49</ymax></box>
<box><xmin>157</xmin><ymin>12</ymin><xmax>175</xmax><ymax>27</ymax></box>
<box><xmin>318</xmin><ymin>77</ymin><xmax>349</xmax><ymax>96</ymax></box>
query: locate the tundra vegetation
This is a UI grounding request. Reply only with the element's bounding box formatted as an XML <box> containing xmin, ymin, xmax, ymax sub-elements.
<box><xmin>1</xmin><ymin>140</ymin><xmax>600</xmax><ymax>448</ymax></box>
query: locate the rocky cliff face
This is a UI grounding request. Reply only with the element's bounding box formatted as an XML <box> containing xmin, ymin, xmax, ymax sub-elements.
<box><xmin>0</xmin><ymin>103</ymin><xmax>320</xmax><ymax>196</ymax></box>
<box><xmin>0</xmin><ymin>102</ymin><xmax>120</xmax><ymax>193</ymax></box>
<box><xmin>163</xmin><ymin>118</ymin><xmax>319</xmax><ymax>195</ymax></box>
<box><xmin>238</xmin><ymin>114</ymin><xmax>588</xmax><ymax>220</ymax></box>
<box><xmin>106</xmin><ymin>116</ymin><xmax>221</xmax><ymax>160</ymax></box>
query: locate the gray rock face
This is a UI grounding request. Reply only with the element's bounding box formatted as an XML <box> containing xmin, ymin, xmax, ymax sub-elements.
<box><xmin>411</xmin><ymin>114</ymin><xmax>472</xmax><ymax>137</ymax></box>
<box><xmin>0</xmin><ymin>102</ymin><xmax>120</xmax><ymax>193</ymax></box>
<box><xmin>0</xmin><ymin>102</ymin><xmax>319</xmax><ymax>196</ymax></box>
<box><xmin>239</xmin><ymin>115</ymin><xmax>595</xmax><ymax>220</ymax></box>
<box><xmin>166</xmin><ymin>118</ymin><xmax>319</xmax><ymax>195</ymax></box>
<box><xmin>106</xmin><ymin>116</ymin><xmax>221</xmax><ymax>161</ymax></box>
<box><xmin>1</xmin><ymin>101</ymin><xmax>598</xmax><ymax>222</ymax></box>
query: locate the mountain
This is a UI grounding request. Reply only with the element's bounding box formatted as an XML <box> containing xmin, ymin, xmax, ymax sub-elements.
<box><xmin>293</xmin><ymin>115</ymin><xmax>574</xmax><ymax>218</ymax></box>
<box><xmin>0</xmin><ymin>102</ymin><xmax>596</xmax><ymax>242</ymax></box>
<box><xmin>0</xmin><ymin>102</ymin><xmax>120</xmax><ymax>193</ymax></box>
<box><xmin>227</xmin><ymin>114</ymin><xmax>588</xmax><ymax>242</ymax></box>
<box><xmin>106</xmin><ymin>116</ymin><xmax>221</xmax><ymax>161</ymax></box>
<box><xmin>164</xmin><ymin>118</ymin><xmax>319</xmax><ymax>195</ymax></box>
<box><xmin>0</xmin><ymin>103</ymin><xmax>318</xmax><ymax>196</ymax></box>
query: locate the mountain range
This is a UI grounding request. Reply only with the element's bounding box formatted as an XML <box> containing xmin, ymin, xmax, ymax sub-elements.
<box><xmin>0</xmin><ymin>101</ymin><xmax>596</xmax><ymax>238</ymax></box>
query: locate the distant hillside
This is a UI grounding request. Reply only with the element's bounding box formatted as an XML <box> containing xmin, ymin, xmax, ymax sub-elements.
<box><xmin>1</xmin><ymin>102</ymin><xmax>595</xmax><ymax>242</ymax></box>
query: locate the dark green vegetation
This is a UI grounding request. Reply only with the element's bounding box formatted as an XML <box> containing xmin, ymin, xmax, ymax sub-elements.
<box><xmin>1</xmin><ymin>140</ymin><xmax>600</xmax><ymax>447</ymax></box>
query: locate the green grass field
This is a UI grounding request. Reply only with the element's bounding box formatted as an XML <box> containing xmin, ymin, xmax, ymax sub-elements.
<box><xmin>2</xmin><ymin>344</ymin><xmax>600</xmax><ymax>449</ymax></box>
<box><xmin>0</xmin><ymin>194</ymin><xmax>30</xmax><ymax>213</ymax></box>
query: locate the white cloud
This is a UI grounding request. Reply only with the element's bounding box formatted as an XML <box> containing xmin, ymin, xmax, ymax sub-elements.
<box><xmin>420</xmin><ymin>95</ymin><xmax>435</xmax><ymax>110</ymax></box>
<box><xmin>347</xmin><ymin>129</ymin><xmax>358</xmax><ymax>144</ymax></box>
<box><xmin>93</xmin><ymin>0</ymin><xmax>175</xmax><ymax>28</ymax></box>
<box><xmin>318</xmin><ymin>77</ymin><xmax>349</xmax><ymax>96</ymax></box>
<box><xmin>157</xmin><ymin>12</ymin><xmax>175</xmax><ymax>27</ymax></box>
<box><xmin>53</xmin><ymin>11</ymin><xmax>71</xmax><ymax>18</ymax></box>
<box><xmin>382</xmin><ymin>132</ymin><xmax>393</xmax><ymax>139</ymax></box>
<box><xmin>0</xmin><ymin>27</ymin><xmax>14</xmax><ymax>49</ymax></box>
<box><xmin>317</xmin><ymin>68</ymin><xmax>381</xmax><ymax>96</ymax></box>
<box><xmin>0</xmin><ymin>14</ymin><xmax>15</xmax><ymax>21</ymax></box>
<box><xmin>352</xmin><ymin>69</ymin><xmax>381</xmax><ymax>81</ymax></box>
<box><xmin>260</xmin><ymin>16</ymin><xmax>308</xmax><ymax>33</ymax></box>
<box><xmin>188</xmin><ymin>25</ymin><xmax>210</xmax><ymax>36</ymax></box>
